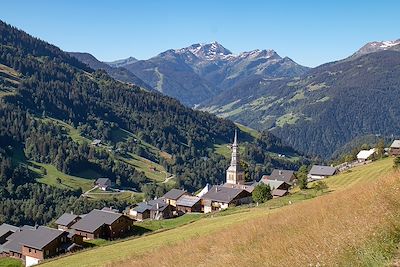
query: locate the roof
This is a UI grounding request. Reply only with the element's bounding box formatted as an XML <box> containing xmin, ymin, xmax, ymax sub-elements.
<box><xmin>176</xmin><ymin>195</ymin><xmax>201</xmax><ymax>207</ymax></box>
<box><xmin>391</xmin><ymin>140</ymin><xmax>400</xmax><ymax>148</ymax></box>
<box><xmin>71</xmin><ymin>209</ymin><xmax>123</xmax><ymax>233</ymax></box>
<box><xmin>162</xmin><ymin>189</ymin><xmax>187</xmax><ymax>200</ymax></box>
<box><xmin>260</xmin><ymin>179</ymin><xmax>287</xmax><ymax>190</ymax></box>
<box><xmin>3</xmin><ymin>228</ymin><xmax>35</xmax><ymax>253</ymax></box>
<box><xmin>91</xmin><ymin>139</ymin><xmax>102</xmax><ymax>145</ymax></box>
<box><xmin>55</xmin><ymin>213</ymin><xmax>80</xmax><ymax>226</ymax></box>
<box><xmin>96</xmin><ymin>178</ymin><xmax>111</xmax><ymax>186</ymax></box>
<box><xmin>308</xmin><ymin>165</ymin><xmax>337</xmax><ymax>176</ymax></box>
<box><xmin>223</xmin><ymin>183</ymin><xmax>255</xmax><ymax>193</ymax></box>
<box><xmin>20</xmin><ymin>226</ymin><xmax>66</xmax><ymax>250</ymax></box>
<box><xmin>0</xmin><ymin>223</ymin><xmax>19</xmax><ymax>238</ymax></box>
<box><xmin>201</xmin><ymin>186</ymin><xmax>248</xmax><ymax>203</ymax></box>
<box><xmin>133</xmin><ymin>199</ymin><xmax>169</xmax><ymax>213</ymax></box>
<box><xmin>357</xmin><ymin>148</ymin><xmax>376</xmax><ymax>160</ymax></box>
<box><xmin>272</xmin><ymin>189</ymin><xmax>288</xmax><ymax>197</ymax></box>
<box><xmin>269</xmin><ymin>169</ymin><xmax>295</xmax><ymax>183</ymax></box>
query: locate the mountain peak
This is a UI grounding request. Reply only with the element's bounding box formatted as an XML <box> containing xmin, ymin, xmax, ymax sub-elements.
<box><xmin>175</xmin><ymin>42</ymin><xmax>233</xmax><ymax>61</ymax></box>
<box><xmin>354</xmin><ymin>38</ymin><xmax>400</xmax><ymax>56</ymax></box>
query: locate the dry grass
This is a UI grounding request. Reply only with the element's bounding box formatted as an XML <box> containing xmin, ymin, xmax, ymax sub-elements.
<box><xmin>114</xmin><ymin>170</ymin><xmax>400</xmax><ymax>267</ymax></box>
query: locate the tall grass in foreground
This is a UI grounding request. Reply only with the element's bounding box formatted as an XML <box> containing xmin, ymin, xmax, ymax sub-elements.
<box><xmin>115</xmin><ymin>170</ymin><xmax>400</xmax><ymax>267</ymax></box>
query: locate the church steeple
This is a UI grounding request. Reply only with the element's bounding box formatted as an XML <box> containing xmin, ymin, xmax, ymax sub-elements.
<box><xmin>226</xmin><ymin>130</ymin><xmax>244</xmax><ymax>185</ymax></box>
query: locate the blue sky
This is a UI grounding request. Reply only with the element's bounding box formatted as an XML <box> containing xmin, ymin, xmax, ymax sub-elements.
<box><xmin>1</xmin><ymin>0</ymin><xmax>399</xmax><ymax>67</ymax></box>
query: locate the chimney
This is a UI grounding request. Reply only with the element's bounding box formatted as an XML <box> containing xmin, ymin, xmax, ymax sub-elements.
<box><xmin>156</xmin><ymin>203</ymin><xmax>159</xmax><ymax>210</ymax></box>
<box><xmin>279</xmin><ymin>170</ymin><xmax>282</xmax><ymax>175</ymax></box>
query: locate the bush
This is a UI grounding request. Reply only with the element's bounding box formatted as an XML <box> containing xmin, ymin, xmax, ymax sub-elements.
<box><xmin>252</xmin><ymin>183</ymin><xmax>272</xmax><ymax>203</ymax></box>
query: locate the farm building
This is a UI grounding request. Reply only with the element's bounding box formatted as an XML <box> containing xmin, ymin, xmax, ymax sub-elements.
<box><xmin>201</xmin><ymin>185</ymin><xmax>252</xmax><ymax>213</ymax></box>
<box><xmin>175</xmin><ymin>195</ymin><xmax>202</xmax><ymax>213</ymax></box>
<box><xmin>95</xmin><ymin>178</ymin><xmax>113</xmax><ymax>191</ymax></box>
<box><xmin>307</xmin><ymin>165</ymin><xmax>337</xmax><ymax>181</ymax></box>
<box><xmin>356</xmin><ymin>148</ymin><xmax>376</xmax><ymax>162</ymax></box>
<box><xmin>162</xmin><ymin>189</ymin><xmax>188</xmax><ymax>207</ymax></box>
<box><xmin>70</xmin><ymin>209</ymin><xmax>133</xmax><ymax>240</ymax></box>
<box><xmin>268</xmin><ymin>169</ymin><xmax>296</xmax><ymax>185</ymax></box>
<box><xmin>129</xmin><ymin>199</ymin><xmax>172</xmax><ymax>221</ymax></box>
<box><xmin>390</xmin><ymin>140</ymin><xmax>400</xmax><ymax>157</ymax></box>
<box><xmin>54</xmin><ymin>213</ymin><xmax>81</xmax><ymax>231</ymax></box>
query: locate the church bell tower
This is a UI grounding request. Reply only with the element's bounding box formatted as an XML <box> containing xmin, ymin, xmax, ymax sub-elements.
<box><xmin>226</xmin><ymin>130</ymin><xmax>245</xmax><ymax>185</ymax></box>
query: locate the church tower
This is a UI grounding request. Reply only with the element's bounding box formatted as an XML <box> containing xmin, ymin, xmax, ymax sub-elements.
<box><xmin>226</xmin><ymin>130</ymin><xmax>245</xmax><ymax>185</ymax></box>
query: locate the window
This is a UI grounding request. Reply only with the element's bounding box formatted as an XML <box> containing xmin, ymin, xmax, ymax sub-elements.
<box><xmin>46</xmin><ymin>250</ymin><xmax>50</xmax><ymax>256</ymax></box>
<box><xmin>29</xmin><ymin>248</ymin><xmax>31</xmax><ymax>253</ymax></box>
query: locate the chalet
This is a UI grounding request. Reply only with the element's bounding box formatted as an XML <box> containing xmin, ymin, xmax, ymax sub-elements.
<box><xmin>129</xmin><ymin>199</ymin><xmax>172</xmax><ymax>221</ymax></box>
<box><xmin>390</xmin><ymin>140</ymin><xmax>400</xmax><ymax>157</ymax></box>
<box><xmin>0</xmin><ymin>223</ymin><xmax>19</xmax><ymax>245</ymax></box>
<box><xmin>54</xmin><ymin>213</ymin><xmax>81</xmax><ymax>231</ymax></box>
<box><xmin>1</xmin><ymin>226</ymin><xmax>78</xmax><ymax>267</ymax></box>
<box><xmin>201</xmin><ymin>185</ymin><xmax>252</xmax><ymax>213</ymax></box>
<box><xmin>175</xmin><ymin>195</ymin><xmax>202</xmax><ymax>213</ymax></box>
<box><xmin>20</xmin><ymin>226</ymin><xmax>70</xmax><ymax>267</ymax></box>
<box><xmin>307</xmin><ymin>165</ymin><xmax>337</xmax><ymax>181</ymax></box>
<box><xmin>357</xmin><ymin>148</ymin><xmax>376</xmax><ymax>162</ymax></box>
<box><xmin>95</xmin><ymin>178</ymin><xmax>113</xmax><ymax>191</ymax></box>
<box><xmin>260</xmin><ymin>179</ymin><xmax>291</xmax><ymax>198</ymax></box>
<box><xmin>70</xmin><ymin>209</ymin><xmax>133</xmax><ymax>240</ymax></box>
<box><xmin>162</xmin><ymin>189</ymin><xmax>188</xmax><ymax>207</ymax></box>
<box><xmin>268</xmin><ymin>169</ymin><xmax>296</xmax><ymax>185</ymax></box>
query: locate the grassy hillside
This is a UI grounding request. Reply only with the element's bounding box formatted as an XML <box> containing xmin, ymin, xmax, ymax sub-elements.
<box><xmin>40</xmin><ymin>157</ymin><xmax>397</xmax><ymax>267</ymax></box>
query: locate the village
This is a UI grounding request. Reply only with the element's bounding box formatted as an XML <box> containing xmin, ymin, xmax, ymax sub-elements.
<box><xmin>1</xmin><ymin>133</ymin><xmax>399</xmax><ymax>267</ymax></box>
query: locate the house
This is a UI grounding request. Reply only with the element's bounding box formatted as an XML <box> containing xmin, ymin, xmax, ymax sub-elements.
<box><xmin>259</xmin><ymin>179</ymin><xmax>291</xmax><ymax>198</ymax></box>
<box><xmin>222</xmin><ymin>183</ymin><xmax>255</xmax><ymax>193</ymax></box>
<box><xmin>268</xmin><ymin>169</ymin><xmax>296</xmax><ymax>185</ymax></box>
<box><xmin>201</xmin><ymin>185</ymin><xmax>252</xmax><ymax>213</ymax></box>
<box><xmin>390</xmin><ymin>140</ymin><xmax>400</xmax><ymax>157</ymax></box>
<box><xmin>0</xmin><ymin>223</ymin><xmax>19</xmax><ymax>245</ymax></box>
<box><xmin>162</xmin><ymin>189</ymin><xmax>188</xmax><ymax>207</ymax></box>
<box><xmin>307</xmin><ymin>165</ymin><xmax>337</xmax><ymax>181</ymax></box>
<box><xmin>91</xmin><ymin>139</ymin><xmax>102</xmax><ymax>146</ymax></box>
<box><xmin>19</xmin><ymin>226</ymin><xmax>70</xmax><ymax>267</ymax></box>
<box><xmin>70</xmin><ymin>209</ymin><xmax>133</xmax><ymax>240</ymax></box>
<box><xmin>1</xmin><ymin>226</ymin><xmax>77</xmax><ymax>267</ymax></box>
<box><xmin>357</xmin><ymin>148</ymin><xmax>376</xmax><ymax>162</ymax></box>
<box><xmin>95</xmin><ymin>178</ymin><xmax>113</xmax><ymax>191</ymax></box>
<box><xmin>129</xmin><ymin>199</ymin><xmax>172</xmax><ymax>221</ymax></box>
<box><xmin>175</xmin><ymin>195</ymin><xmax>202</xmax><ymax>213</ymax></box>
<box><xmin>54</xmin><ymin>213</ymin><xmax>81</xmax><ymax>231</ymax></box>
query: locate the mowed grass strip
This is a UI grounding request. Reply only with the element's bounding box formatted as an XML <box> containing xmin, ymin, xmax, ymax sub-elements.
<box><xmin>40</xmin><ymin>158</ymin><xmax>394</xmax><ymax>267</ymax></box>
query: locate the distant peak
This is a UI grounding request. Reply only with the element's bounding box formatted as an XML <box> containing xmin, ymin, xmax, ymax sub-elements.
<box><xmin>354</xmin><ymin>38</ymin><xmax>400</xmax><ymax>57</ymax></box>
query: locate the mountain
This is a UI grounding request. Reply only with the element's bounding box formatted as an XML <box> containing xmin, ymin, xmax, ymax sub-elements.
<box><xmin>201</xmin><ymin>42</ymin><xmax>400</xmax><ymax>158</ymax></box>
<box><xmin>68</xmin><ymin>52</ymin><xmax>153</xmax><ymax>91</ymax></box>
<box><xmin>105</xmin><ymin>56</ymin><xmax>138</xmax><ymax>68</ymax></box>
<box><xmin>0</xmin><ymin>20</ymin><xmax>304</xmax><ymax>225</ymax></box>
<box><xmin>117</xmin><ymin>42</ymin><xmax>308</xmax><ymax>106</ymax></box>
<box><xmin>353</xmin><ymin>39</ymin><xmax>400</xmax><ymax>57</ymax></box>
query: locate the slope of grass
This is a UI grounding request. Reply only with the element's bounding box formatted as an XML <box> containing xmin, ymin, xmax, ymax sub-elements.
<box><xmin>40</xmin><ymin>158</ymin><xmax>395</xmax><ymax>267</ymax></box>
<box><xmin>33</xmin><ymin>162</ymin><xmax>94</xmax><ymax>192</ymax></box>
<box><xmin>0</xmin><ymin>258</ymin><xmax>23</xmax><ymax>267</ymax></box>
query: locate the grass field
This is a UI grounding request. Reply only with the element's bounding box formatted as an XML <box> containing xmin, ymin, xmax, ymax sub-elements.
<box><xmin>0</xmin><ymin>258</ymin><xmax>23</xmax><ymax>267</ymax></box>
<box><xmin>40</xmin><ymin>157</ymin><xmax>396</xmax><ymax>267</ymax></box>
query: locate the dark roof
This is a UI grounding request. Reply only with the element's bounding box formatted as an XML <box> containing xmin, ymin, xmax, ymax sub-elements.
<box><xmin>133</xmin><ymin>199</ymin><xmax>169</xmax><ymax>213</ymax></box>
<box><xmin>20</xmin><ymin>226</ymin><xmax>66</xmax><ymax>250</ymax></box>
<box><xmin>269</xmin><ymin>169</ymin><xmax>295</xmax><ymax>183</ymax></box>
<box><xmin>176</xmin><ymin>195</ymin><xmax>200</xmax><ymax>207</ymax></box>
<box><xmin>309</xmin><ymin>165</ymin><xmax>337</xmax><ymax>176</ymax></box>
<box><xmin>71</xmin><ymin>209</ymin><xmax>123</xmax><ymax>233</ymax></box>
<box><xmin>96</xmin><ymin>178</ymin><xmax>111</xmax><ymax>186</ymax></box>
<box><xmin>201</xmin><ymin>186</ymin><xmax>248</xmax><ymax>203</ymax></box>
<box><xmin>55</xmin><ymin>213</ymin><xmax>80</xmax><ymax>226</ymax></box>
<box><xmin>260</xmin><ymin>179</ymin><xmax>287</xmax><ymax>190</ymax></box>
<box><xmin>0</xmin><ymin>223</ymin><xmax>19</xmax><ymax>238</ymax></box>
<box><xmin>162</xmin><ymin>189</ymin><xmax>187</xmax><ymax>200</ymax></box>
<box><xmin>3</xmin><ymin>228</ymin><xmax>35</xmax><ymax>253</ymax></box>
<box><xmin>272</xmin><ymin>189</ymin><xmax>288</xmax><ymax>197</ymax></box>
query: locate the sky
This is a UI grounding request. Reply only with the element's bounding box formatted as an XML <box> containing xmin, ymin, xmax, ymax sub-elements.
<box><xmin>1</xmin><ymin>0</ymin><xmax>399</xmax><ymax>67</ymax></box>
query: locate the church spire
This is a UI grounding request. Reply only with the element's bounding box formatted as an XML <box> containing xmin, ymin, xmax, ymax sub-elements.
<box><xmin>226</xmin><ymin>129</ymin><xmax>244</xmax><ymax>185</ymax></box>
